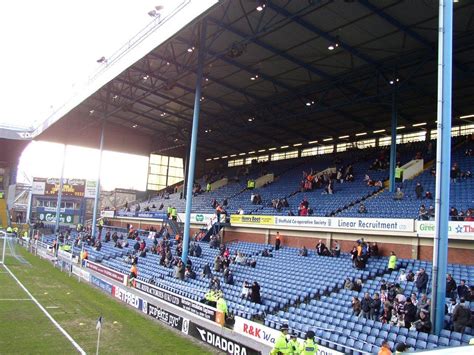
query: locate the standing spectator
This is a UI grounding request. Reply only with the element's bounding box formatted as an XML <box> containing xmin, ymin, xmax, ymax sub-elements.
<box><xmin>370</xmin><ymin>293</ymin><xmax>381</xmax><ymax>320</ymax></box>
<box><xmin>387</xmin><ymin>251</ymin><xmax>397</xmax><ymax>271</ymax></box>
<box><xmin>370</xmin><ymin>242</ymin><xmax>379</xmax><ymax>258</ymax></box>
<box><xmin>316</xmin><ymin>240</ymin><xmax>326</xmax><ymax>256</ymax></box>
<box><xmin>416</xmin><ymin>268</ymin><xmax>429</xmax><ymax>294</ymax></box>
<box><xmin>361</xmin><ymin>293</ymin><xmax>372</xmax><ymax>319</ymax></box>
<box><xmin>451</xmin><ymin>163</ymin><xmax>460</xmax><ymax>183</ymax></box>
<box><xmin>446</xmin><ymin>274</ymin><xmax>457</xmax><ymax>299</ymax></box>
<box><xmin>174</xmin><ymin>260</ymin><xmax>185</xmax><ymax>280</ymax></box>
<box><xmin>352</xmin><ymin>296</ymin><xmax>361</xmax><ymax>316</ymax></box>
<box><xmin>404</xmin><ymin>297</ymin><xmax>417</xmax><ymax>329</ymax></box>
<box><xmin>415</xmin><ymin>182</ymin><xmax>424</xmax><ymax>199</ymax></box>
<box><xmin>452</xmin><ymin>298</ymin><xmax>471</xmax><ymax>333</ymax></box>
<box><xmin>332</xmin><ymin>240</ymin><xmax>341</xmax><ymax>257</ymax></box>
<box><xmin>275</xmin><ymin>232</ymin><xmax>282</xmax><ymax>250</ymax></box>
<box><xmin>457</xmin><ymin>279</ymin><xmax>469</xmax><ymax>299</ymax></box>
<box><xmin>417</xmin><ymin>294</ymin><xmax>430</xmax><ymax>317</ymax></box>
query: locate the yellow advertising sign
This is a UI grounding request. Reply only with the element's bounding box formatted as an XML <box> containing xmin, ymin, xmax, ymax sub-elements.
<box><xmin>230</xmin><ymin>215</ymin><xmax>275</xmax><ymax>225</ymax></box>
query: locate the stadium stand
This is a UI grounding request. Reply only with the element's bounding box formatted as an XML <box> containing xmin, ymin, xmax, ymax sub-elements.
<box><xmin>39</xmin><ymin>229</ymin><xmax>474</xmax><ymax>354</ymax></box>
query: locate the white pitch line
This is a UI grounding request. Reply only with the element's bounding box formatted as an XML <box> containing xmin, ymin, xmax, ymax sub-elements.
<box><xmin>0</xmin><ymin>298</ymin><xmax>32</xmax><ymax>301</ymax></box>
<box><xmin>2</xmin><ymin>264</ymin><xmax>86</xmax><ymax>355</ymax></box>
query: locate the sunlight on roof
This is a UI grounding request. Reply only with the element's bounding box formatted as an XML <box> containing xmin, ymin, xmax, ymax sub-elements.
<box><xmin>18</xmin><ymin>141</ymin><xmax>149</xmax><ymax>191</ymax></box>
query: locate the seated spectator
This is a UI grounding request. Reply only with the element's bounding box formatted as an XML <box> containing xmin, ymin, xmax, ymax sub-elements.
<box><xmin>425</xmin><ymin>191</ymin><xmax>433</xmax><ymax>199</ymax></box>
<box><xmin>457</xmin><ymin>279</ymin><xmax>469</xmax><ymax>299</ymax></box>
<box><xmin>449</xmin><ymin>206</ymin><xmax>459</xmax><ymax>221</ymax></box>
<box><xmin>261</xmin><ymin>249</ymin><xmax>273</xmax><ymax>257</ymax></box>
<box><xmin>224</xmin><ymin>270</ymin><xmax>234</xmax><ymax>285</ymax></box>
<box><xmin>406</xmin><ymin>270</ymin><xmax>415</xmax><ymax>282</ymax></box>
<box><xmin>418</xmin><ymin>205</ymin><xmax>429</xmax><ymax>220</ymax></box>
<box><xmin>201</xmin><ymin>263</ymin><xmax>212</xmax><ymax>279</ymax></box>
<box><xmin>241</xmin><ymin>281</ymin><xmax>250</xmax><ymax>299</ymax></box>
<box><xmin>209</xmin><ymin>276</ymin><xmax>221</xmax><ymax>290</ymax></box>
<box><xmin>393</xmin><ymin>187</ymin><xmax>404</xmax><ymax>200</ymax></box>
<box><xmin>428</xmin><ymin>205</ymin><xmax>435</xmax><ymax>220</ymax></box>
<box><xmin>399</xmin><ymin>270</ymin><xmax>407</xmax><ymax>282</ymax></box>
<box><xmin>247</xmin><ymin>281</ymin><xmax>261</xmax><ymax>304</ymax></box>
<box><xmin>235</xmin><ymin>252</ymin><xmax>247</xmax><ymax>265</ymax></box>
<box><xmin>352</xmin><ymin>279</ymin><xmax>363</xmax><ymax>292</ymax></box>
<box><xmin>298</xmin><ymin>245</ymin><xmax>308</xmax><ymax>256</ymax></box>
<box><xmin>344</xmin><ymin>278</ymin><xmax>353</xmax><ymax>290</ymax></box>
<box><xmin>174</xmin><ymin>260</ymin><xmax>185</xmax><ymax>280</ymax></box>
<box><xmin>237</xmin><ymin>207</ymin><xmax>244</xmax><ymax>215</ymax></box>
<box><xmin>358</xmin><ymin>203</ymin><xmax>368</xmax><ymax>214</ymax></box>
<box><xmin>414</xmin><ymin>309</ymin><xmax>432</xmax><ymax>333</ymax></box>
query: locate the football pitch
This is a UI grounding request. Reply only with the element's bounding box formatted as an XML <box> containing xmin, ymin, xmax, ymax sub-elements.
<box><xmin>0</xmin><ymin>243</ymin><xmax>214</xmax><ymax>355</ymax></box>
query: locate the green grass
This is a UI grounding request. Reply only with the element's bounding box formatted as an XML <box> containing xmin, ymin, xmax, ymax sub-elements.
<box><xmin>0</xmin><ymin>245</ymin><xmax>214</xmax><ymax>355</ymax></box>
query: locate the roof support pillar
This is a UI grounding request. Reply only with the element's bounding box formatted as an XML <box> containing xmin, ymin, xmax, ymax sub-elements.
<box><xmin>182</xmin><ymin>19</ymin><xmax>207</xmax><ymax>263</ymax></box>
<box><xmin>431</xmin><ymin>0</ymin><xmax>453</xmax><ymax>335</ymax></box>
<box><xmin>389</xmin><ymin>88</ymin><xmax>397</xmax><ymax>193</ymax></box>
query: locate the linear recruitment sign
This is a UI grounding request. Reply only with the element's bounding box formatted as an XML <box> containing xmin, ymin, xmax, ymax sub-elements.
<box><xmin>230</xmin><ymin>214</ymin><xmax>414</xmax><ymax>232</ymax></box>
<box><xmin>133</xmin><ymin>280</ymin><xmax>217</xmax><ymax>321</ymax></box>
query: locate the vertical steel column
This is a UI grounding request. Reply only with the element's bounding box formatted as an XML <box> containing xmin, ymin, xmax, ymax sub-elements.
<box><xmin>54</xmin><ymin>144</ymin><xmax>67</xmax><ymax>233</ymax></box>
<box><xmin>389</xmin><ymin>88</ymin><xmax>397</xmax><ymax>192</ymax></box>
<box><xmin>182</xmin><ymin>20</ymin><xmax>207</xmax><ymax>263</ymax></box>
<box><xmin>91</xmin><ymin>122</ymin><xmax>105</xmax><ymax>238</ymax></box>
<box><xmin>431</xmin><ymin>0</ymin><xmax>453</xmax><ymax>335</ymax></box>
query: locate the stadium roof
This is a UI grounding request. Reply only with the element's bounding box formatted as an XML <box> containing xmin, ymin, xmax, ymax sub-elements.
<box><xmin>40</xmin><ymin>0</ymin><xmax>474</xmax><ymax>158</ymax></box>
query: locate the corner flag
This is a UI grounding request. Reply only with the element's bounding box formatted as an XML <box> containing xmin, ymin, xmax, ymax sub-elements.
<box><xmin>96</xmin><ymin>316</ymin><xmax>103</xmax><ymax>330</ymax></box>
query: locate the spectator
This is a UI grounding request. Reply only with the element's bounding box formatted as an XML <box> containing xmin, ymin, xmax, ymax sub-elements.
<box><xmin>361</xmin><ymin>293</ymin><xmax>372</xmax><ymax>319</ymax></box>
<box><xmin>275</xmin><ymin>232</ymin><xmax>282</xmax><ymax>250</ymax></box>
<box><xmin>316</xmin><ymin>240</ymin><xmax>326</xmax><ymax>256</ymax></box>
<box><xmin>299</xmin><ymin>246</ymin><xmax>308</xmax><ymax>257</ymax></box>
<box><xmin>466</xmin><ymin>286</ymin><xmax>474</xmax><ymax>302</ymax></box>
<box><xmin>209</xmin><ymin>276</ymin><xmax>221</xmax><ymax>290</ymax></box>
<box><xmin>241</xmin><ymin>281</ymin><xmax>250</xmax><ymax>299</ymax></box>
<box><xmin>415</xmin><ymin>268</ymin><xmax>428</xmax><ymax>294</ymax></box>
<box><xmin>449</xmin><ymin>207</ymin><xmax>459</xmax><ymax>221</ymax></box>
<box><xmin>370</xmin><ymin>293</ymin><xmax>381</xmax><ymax>320</ymax></box>
<box><xmin>343</xmin><ymin>277</ymin><xmax>353</xmax><ymax>289</ymax></box>
<box><xmin>358</xmin><ymin>203</ymin><xmax>368</xmax><ymax>214</ymax></box>
<box><xmin>185</xmin><ymin>266</ymin><xmax>196</xmax><ymax>279</ymax></box>
<box><xmin>399</xmin><ymin>270</ymin><xmax>407</xmax><ymax>282</ymax></box>
<box><xmin>393</xmin><ymin>187</ymin><xmax>404</xmax><ymax>200</ymax></box>
<box><xmin>247</xmin><ymin>281</ymin><xmax>261</xmax><ymax>304</ymax></box>
<box><xmin>415</xmin><ymin>182</ymin><xmax>424</xmax><ymax>199</ymax></box>
<box><xmin>175</xmin><ymin>260</ymin><xmax>185</xmax><ymax>280</ymax></box>
<box><xmin>237</xmin><ymin>207</ymin><xmax>244</xmax><ymax>215</ymax></box>
<box><xmin>202</xmin><ymin>263</ymin><xmax>212</xmax><ymax>279</ymax></box>
<box><xmin>414</xmin><ymin>309</ymin><xmax>432</xmax><ymax>333</ymax></box>
<box><xmin>406</xmin><ymin>270</ymin><xmax>415</xmax><ymax>282</ymax></box>
<box><xmin>446</xmin><ymin>274</ymin><xmax>457</xmax><ymax>299</ymax></box>
<box><xmin>425</xmin><ymin>191</ymin><xmax>433</xmax><ymax>200</ymax></box>
<box><xmin>404</xmin><ymin>297</ymin><xmax>417</xmax><ymax>329</ymax></box>
<box><xmin>447</xmin><ymin>298</ymin><xmax>457</xmax><ymax>316</ymax></box>
<box><xmin>332</xmin><ymin>240</ymin><xmax>341</xmax><ymax>257</ymax></box>
<box><xmin>370</xmin><ymin>242</ymin><xmax>379</xmax><ymax>258</ymax></box>
<box><xmin>388</xmin><ymin>251</ymin><xmax>397</xmax><ymax>271</ymax></box>
<box><xmin>417</xmin><ymin>294</ymin><xmax>430</xmax><ymax>316</ymax></box>
<box><xmin>352</xmin><ymin>296</ymin><xmax>361</xmax><ymax>316</ymax></box>
<box><xmin>378</xmin><ymin>341</ymin><xmax>392</xmax><ymax>355</ymax></box>
<box><xmin>451</xmin><ymin>162</ymin><xmax>460</xmax><ymax>183</ymax></box>
<box><xmin>452</xmin><ymin>298</ymin><xmax>471</xmax><ymax>333</ymax></box>
<box><xmin>224</xmin><ymin>270</ymin><xmax>234</xmax><ymax>285</ymax></box>
<box><xmin>352</xmin><ymin>279</ymin><xmax>363</xmax><ymax>292</ymax></box>
<box><xmin>418</xmin><ymin>205</ymin><xmax>429</xmax><ymax>220</ymax></box>
<box><xmin>457</xmin><ymin>279</ymin><xmax>469</xmax><ymax>299</ymax></box>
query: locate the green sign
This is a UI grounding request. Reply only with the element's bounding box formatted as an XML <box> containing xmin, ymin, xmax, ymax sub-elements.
<box><xmin>196</xmin><ymin>214</ymin><xmax>204</xmax><ymax>222</ymax></box>
<box><xmin>38</xmin><ymin>213</ymin><xmax>73</xmax><ymax>224</ymax></box>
